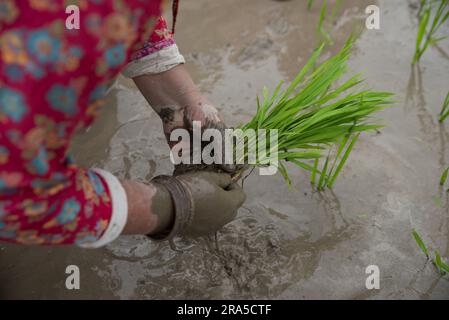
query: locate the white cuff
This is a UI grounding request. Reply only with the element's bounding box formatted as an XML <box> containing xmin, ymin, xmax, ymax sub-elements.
<box><xmin>78</xmin><ymin>169</ymin><xmax>128</xmax><ymax>248</ymax></box>
<box><xmin>122</xmin><ymin>44</ymin><xmax>185</xmax><ymax>78</ymax></box>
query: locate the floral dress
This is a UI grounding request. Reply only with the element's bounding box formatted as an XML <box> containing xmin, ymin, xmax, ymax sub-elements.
<box><xmin>0</xmin><ymin>0</ymin><xmax>184</xmax><ymax>247</ymax></box>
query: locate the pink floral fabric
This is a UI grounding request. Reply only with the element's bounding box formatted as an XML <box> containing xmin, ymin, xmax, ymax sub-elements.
<box><xmin>0</xmin><ymin>0</ymin><xmax>174</xmax><ymax>245</ymax></box>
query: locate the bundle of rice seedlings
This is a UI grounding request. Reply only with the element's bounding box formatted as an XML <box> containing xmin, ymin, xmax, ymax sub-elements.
<box><xmin>413</xmin><ymin>0</ymin><xmax>449</xmax><ymax>65</ymax></box>
<box><xmin>235</xmin><ymin>37</ymin><xmax>394</xmax><ymax>189</ymax></box>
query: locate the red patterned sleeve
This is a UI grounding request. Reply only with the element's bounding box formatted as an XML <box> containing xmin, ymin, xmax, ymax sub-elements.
<box><xmin>122</xmin><ymin>16</ymin><xmax>185</xmax><ymax>78</ymax></box>
<box><xmin>0</xmin><ymin>0</ymin><xmax>163</xmax><ymax>246</ymax></box>
<box><xmin>129</xmin><ymin>16</ymin><xmax>176</xmax><ymax>61</ymax></box>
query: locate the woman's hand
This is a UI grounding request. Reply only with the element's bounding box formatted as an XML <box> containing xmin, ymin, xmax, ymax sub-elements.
<box><xmin>133</xmin><ymin>64</ymin><xmax>225</xmax><ymax>147</ymax></box>
<box><xmin>120</xmin><ymin>171</ymin><xmax>246</xmax><ymax>239</ymax></box>
<box><xmin>133</xmin><ymin>64</ymin><xmax>245</xmax><ymax>175</ymax></box>
<box><xmin>148</xmin><ymin>171</ymin><xmax>246</xmax><ymax>239</ymax></box>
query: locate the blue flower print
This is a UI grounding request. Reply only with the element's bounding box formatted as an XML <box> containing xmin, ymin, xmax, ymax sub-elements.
<box><xmin>0</xmin><ymin>88</ymin><xmax>28</xmax><ymax>122</ymax></box>
<box><xmin>27</xmin><ymin>29</ymin><xmax>61</xmax><ymax>64</ymax></box>
<box><xmin>75</xmin><ymin>234</ymin><xmax>98</xmax><ymax>246</ymax></box>
<box><xmin>104</xmin><ymin>43</ymin><xmax>126</xmax><ymax>68</ymax></box>
<box><xmin>24</xmin><ymin>61</ymin><xmax>45</xmax><ymax>79</ymax></box>
<box><xmin>87</xmin><ymin>171</ymin><xmax>105</xmax><ymax>195</ymax></box>
<box><xmin>46</xmin><ymin>84</ymin><xmax>78</xmax><ymax>116</ymax></box>
<box><xmin>4</xmin><ymin>64</ymin><xmax>24</xmax><ymax>82</ymax></box>
<box><xmin>29</xmin><ymin>146</ymin><xmax>49</xmax><ymax>175</ymax></box>
<box><xmin>56</xmin><ymin>198</ymin><xmax>81</xmax><ymax>225</ymax></box>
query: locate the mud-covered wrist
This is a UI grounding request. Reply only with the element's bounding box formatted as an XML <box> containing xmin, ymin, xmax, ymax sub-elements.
<box><xmin>147</xmin><ymin>182</ymin><xmax>175</xmax><ymax>236</ymax></box>
<box><xmin>147</xmin><ymin>175</ymin><xmax>194</xmax><ymax>241</ymax></box>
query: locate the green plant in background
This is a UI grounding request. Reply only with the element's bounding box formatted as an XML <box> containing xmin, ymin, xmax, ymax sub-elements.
<box><xmin>439</xmin><ymin>165</ymin><xmax>449</xmax><ymax>187</ymax></box>
<box><xmin>414</xmin><ymin>2</ymin><xmax>449</xmax><ymax>129</ymax></box>
<box><xmin>307</xmin><ymin>0</ymin><xmax>314</xmax><ymax>11</ymax></box>
<box><xmin>413</xmin><ymin>228</ymin><xmax>430</xmax><ymax>258</ymax></box>
<box><xmin>438</xmin><ymin>91</ymin><xmax>449</xmax><ymax>122</ymax></box>
<box><xmin>434</xmin><ymin>251</ymin><xmax>449</xmax><ymax>273</ymax></box>
<box><xmin>413</xmin><ymin>0</ymin><xmax>449</xmax><ymax>65</ymax></box>
<box><xmin>238</xmin><ymin>37</ymin><xmax>394</xmax><ymax>189</ymax></box>
<box><xmin>413</xmin><ymin>229</ymin><xmax>449</xmax><ymax>275</ymax></box>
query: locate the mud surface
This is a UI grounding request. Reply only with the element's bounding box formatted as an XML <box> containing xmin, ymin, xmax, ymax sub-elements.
<box><xmin>1</xmin><ymin>0</ymin><xmax>449</xmax><ymax>299</ymax></box>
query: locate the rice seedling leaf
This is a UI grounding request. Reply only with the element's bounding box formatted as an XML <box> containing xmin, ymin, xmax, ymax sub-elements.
<box><xmin>439</xmin><ymin>166</ymin><xmax>449</xmax><ymax>186</ymax></box>
<box><xmin>327</xmin><ymin>133</ymin><xmax>360</xmax><ymax>188</ymax></box>
<box><xmin>318</xmin><ymin>154</ymin><xmax>330</xmax><ymax>190</ymax></box>
<box><xmin>433</xmin><ymin>250</ymin><xmax>449</xmax><ymax>274</ymax></box>
<box><xmin>439</xmin><ymin>91</ymin><xmax>449</xmax><ymax>122</ymax></box>
<box><xmin>311</xmin><ymin>158</ymin><xmax>319</xmax><ymax>185</ymax></box>
<box><xmin>326</xmin><ymin>134</ymin><xmax>351</xmax><ymax>182</ymax></box>
<box><xmin>289</xmin><ymin>159</ymin><xmax>320</xmax><ymax>173</ymax></box>
<box><xmin>434</xmin><ymin>251</ymin><xmax>444</xmax><ymax>273</ymax></box>
<box><xmin>278</xmin><ymin>162</ymin><xmax>292</xmax><ymax>189</ymax></box>
<box><xmin>437</xmin><ymin>258</ymin><xmax>449</xmax><ymax>274</ymax></box>
<box><xmin>413</xmin><ymin>0</ymin><xmax>449</xmax><ymax>64</ymax></box>
<box><xmin>412</xmin><ymin>229</ymin><xmax>430</xmax><ymax>258</ymax></box>
<box><xmin>307</xmin><ymin>0</ymin><xmax>314</xmax><ymax>11</ymax></box>
<box><xmin>414</xmin><ymin>9</ymin><xmax>430</xmax><ymax>64</ymax></box>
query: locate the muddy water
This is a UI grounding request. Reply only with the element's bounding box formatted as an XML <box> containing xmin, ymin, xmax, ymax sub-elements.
<box><xmin>1</xmin><ymin>0</ymin><xmax>449</xmax><ymax>299</ymax></box>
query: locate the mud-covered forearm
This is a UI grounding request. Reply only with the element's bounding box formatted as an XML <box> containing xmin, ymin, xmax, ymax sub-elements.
<box><xmin>133</xmin><ymin>64</ymin><xmax>223</xmax><ymax>145</ymax></box>
<box><xmin>121</xmin><ymin>180</ymin><xmax>174</xmax><ymax>236</ymax></box>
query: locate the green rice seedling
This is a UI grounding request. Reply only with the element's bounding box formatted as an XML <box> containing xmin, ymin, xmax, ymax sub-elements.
<box><xmin>317</xmin><ymin>0</ymin><xmax>332</xmax><ymax>44</ymax></box>
<box><xmin>326</xmin><ymin>133</ymin><xmax>359</xmax><ymax>188</ymax></box>
<box><xmin>317</xmin><ymin>151</ymin><xmax>330</xmax><ymax>190</ymax></box>
<box><xmin>307</xmin><ymin>0</ymin><xmax>342</xmax><ymax>44</ymax></box>
<box><xmin>413</xmin><ymin>228</ymin><xmax>430</xmax><ymax>258</ymax></box>
<box><xmin>330</xmin><ymin>0</ymin><xmax>342</xmax><ymax>24</ymax></box>
<box><xmin>311</xmin><ymin>158</ymin><xmax>319</xmax><ymax>185</ymax></box>
<box><xmin>307</xmin><ymin>0</ymin><xmax>314</xmax><ymax>11</ymax></box>
<box><xmin>313</xmin><ymin>133</ymin><xmax>359</xmax><ymax>191</ymax></box>
<box><xmin>418</xmin><ymin>0</ymin><xmax>428</xmax><ymax>18</ymax></box>
<box><xmin>413</xmin><ymin>0</ymin><xmax>449</xmax><ymax>65</ymax></box>
<box><xmin>435</xmin><ymin>251</ymin><xmax>449</xmax><ymax>274</ymax></box>
<box><xmin>412</xmin><ymin>229</ymin><xmax>449</xmax><ymax>275</ymax></box>
<box><xmin>438</xmin><ymin>91</ymin><xmax>449</xmax><ymax>122</ymax></box>
<box><xmin>236</xmin><ymin>37</ymin><xmax>394</xmax><ymax>189</ymax></box>
<box><xmin>439</xmin><ymin>166</ymin><xmax>449</xmax><ymax>186</ymax></box>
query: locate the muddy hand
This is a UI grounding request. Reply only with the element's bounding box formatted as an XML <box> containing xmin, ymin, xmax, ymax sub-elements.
<box><xmin>148</xmin><ymin>171</ymin><xmax>246</xmax><ymax>240</ymax></box>
<box><xmin>171</xmin><ymin>103</ymin><xmax>248</xmax><ymax>176</ymax></box>
<box><xmin>132</xmin><ymin>65</ymin><xmax>244</xmax><ymax>175</ymax></box>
